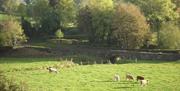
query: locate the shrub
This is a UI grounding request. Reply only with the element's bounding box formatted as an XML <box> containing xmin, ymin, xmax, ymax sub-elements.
<box><xmin>0</xmin><ymin>18</ymin><xmax>27</xmax><ymax>47</ymax></box>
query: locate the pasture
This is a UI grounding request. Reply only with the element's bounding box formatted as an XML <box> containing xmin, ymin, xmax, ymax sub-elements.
<box><xmin>0</xmin><ymin>58</ymin><xmax>180</xmax><ymax>91</ymax></box>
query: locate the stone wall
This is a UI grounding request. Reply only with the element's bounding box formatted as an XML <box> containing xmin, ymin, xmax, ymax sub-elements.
<box><xmin>110</xmin><ymin>50</ymin><xmax>180</xmax><ymax>61</ymax></box>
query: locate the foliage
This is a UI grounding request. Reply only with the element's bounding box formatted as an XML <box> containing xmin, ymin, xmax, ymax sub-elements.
<box><xmin>0</xmin><ymin>18</ymin><xmax>27</xmax><ymax>47</ymax></box>
<box><xmin>27</xmin><ymin>0</ymin><xmax>56</xmax><ymax>35</ymax></box>
<box><xmin>55</xmin><ymin>29</ymin><xmax>64</xmax><ymax>39</ymax></box>
<box><xmin>17</xmin><ymin>3</ymin><xmax>27</xmax><ymax>17</ymax></box>
<box><xmin>0</xmin><ymin>14</ymin><xmax>10</xmax><ymax>21</ymax></box>
<box><xmin>159</xmin><ymin>23</ymin><xmax>180</xmax><ymax>49</ymax></box>
<box><xmin>77</xmin><ymin>6</ymin><xmax>92</xmax><ymax>37</ymax></box>
<box><xmin>55</xmin><ymin>0</ymin><xmax>76</xmax><ymax>27</ymax></box>
<box><xmin>125</xmin><ymin>0</ymin><xmax>179</xmax><ymax>24</ymax></box>
<box><xmin>0</xmin><ymin>71</ymin><xmax>28</xmax><ymax>91</ymax></box>
<box><xmin>48</xmin><ymin>0</ymin><xmax>59</xmax><ymax>7</ymax></box>
<box><xmin>21</xmin><ymin>0</ymin><xmax>76</xmax><ymax>36</ymax></box>
<box><xmin>112</xmin><ymin>3</ymin><xmax>149</xmax><ymax>49</ymax></box>
<box><xmin>172</xmin><ymin>0</ymin><xmax>180</xmax><ymax>8</ymax></box>
<box><xmin>144</xmin><ymin>32</ymin><xmax>158</xmax><ymax>48</ymax></box>
<box><xmin>124</xmin><ymin>0</ymin><xmax>179</xmax><ymax>47</ymax></box>
<box><xmin>0</xmin><ymin>0</ymin><xmax>20</xmax><ymax>14</ymax></box>
<box><xmin>78</xmin><ymin>0</ymin><xmax>114</xmax><ymax>43</ymax></box>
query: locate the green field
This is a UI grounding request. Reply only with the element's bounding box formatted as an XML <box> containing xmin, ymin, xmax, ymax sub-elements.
<box><xmin>0</xmin><ymin>58</ymin><xmax>180</xmax><ymax>91</ymax></box>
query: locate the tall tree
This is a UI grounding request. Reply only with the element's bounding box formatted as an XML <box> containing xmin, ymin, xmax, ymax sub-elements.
<box><xmin>23</xmin><ymin>0</ymin><xmax>76</xmax><ymax>36</ymax></box>
<box><xmin>112</xmin><ymin>3</ymin><xmax>149</xmax><ymax>49</ymax></box>
<box><xmin>79</xmin><ymin>0</ymin><xmax>114</xmax><ymax>43</ymax></box>
<box><xmin>124</xmin><ymin>0</ymin><xmax>179</xmax><ymax>46</ymax></box>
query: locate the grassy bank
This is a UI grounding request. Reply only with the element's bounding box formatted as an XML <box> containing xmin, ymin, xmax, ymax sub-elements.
<box><xmin>0</xmin><ymin>58</ymin><xmax>179</xmax><ymax>91</ymax></box>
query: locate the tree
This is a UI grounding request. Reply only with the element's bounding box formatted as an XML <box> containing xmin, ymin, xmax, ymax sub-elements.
<box><xmin>49</xmin><ymin>0</ymin><xmax>59</xmax><ymax>7</ymax></box>
<box><xmin>78</xmin><ymin>0</ymin><xmax>114</xmax><ymax>43</ymax></box>
<box><xmin>124</xmin><ymin>0</ymin><xmax>178</xmax><ymax>22</ymax></box>
<box><xmin>124</xmin><ymin>0</ymin><xmax>179</xmax><ymax>46</ymax></box>
<box><xmin>77</xmin><ymin>6</ymin><xmax>93</xmax><ymax>39</ymax></box>
<box><xmin>159</xmin><ymin>23</ymin><xmax>180</xmax><ymax>49</ymax></box>
<box><xmin>24</xmin><ymin>0</ymin><xmax>76</xmax><ymax>36</ymax></box>
<box><xmin>0</xmin><ymin>0</ymin><xmax>21</xmax><ymax>14</ymax></box>
<box><xmin>112</xmin><ymin>3</ymin><xmax>149</xmax><ymax>49</ymax></box>
<box><xmin>0</xmin><ymin>18</ymin><xmax>27</xmax><ymax>47</ymax></box>
<box><xmin>55</xmin><ymin>0</ymin><xmax>76</xmax><ymax>28</ymax></box>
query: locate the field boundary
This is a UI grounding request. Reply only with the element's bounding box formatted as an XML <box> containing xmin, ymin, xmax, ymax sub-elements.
<box><xmin>110</xmin><ymin>50</ymin><xmax>180</xmax><ymax>61</ymax></box>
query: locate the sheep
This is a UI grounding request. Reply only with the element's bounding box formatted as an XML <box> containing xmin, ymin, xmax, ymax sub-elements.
<box><xmin>137</xmin><ymin>76</ymin><xmax>145</xmax><ymax>81</ymax></box>
<box><xmin>113</xmin><ymin>74</ymin><xmax>120</xmax><ymax>81</ymax></box>
<box><xmin>47</xmin><ymin>67</ymin><xmax>58</xmax><ymax>73</ymax></box>
<box><xmin>126</xmin><ymin>73</ymin><xmax>134</xmax><ymax>81</ymax></box>
<box><xmin>140</xmin><ymin>80</ymin><xmax>149</xmax><ymax>87</ymax></box>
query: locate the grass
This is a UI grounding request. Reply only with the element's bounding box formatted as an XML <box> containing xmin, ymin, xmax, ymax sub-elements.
<box><xmin>0</xmin><ymin>58</ymin><xmax>180</xmax><ymax>91</ymax></box>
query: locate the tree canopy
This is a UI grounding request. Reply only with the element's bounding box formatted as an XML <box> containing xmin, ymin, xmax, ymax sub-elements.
<box><xmin>0</xmin><ymin>18</ymin><xmax>26</xmax><ymax>47</ymax></box>
<box><xmin>112</xmin><ymin>3</ymin><xmax>149</xmax><ymax>49</ymax></box>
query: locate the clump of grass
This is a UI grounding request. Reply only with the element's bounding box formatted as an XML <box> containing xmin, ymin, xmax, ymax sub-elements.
<box><xmin>0</xmin><ymin>71</ymin><xmax>28</xmax><ymax>91</ymax></box>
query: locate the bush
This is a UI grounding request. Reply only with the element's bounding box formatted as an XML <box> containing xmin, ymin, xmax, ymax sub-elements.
<box><xmin>0</xmin><ymin>18</ymin><xmax>27</xmax><ymax>47</ymax></box>
<box><xmin>159</xmin><ymin>23</ymin><xmax>180</xmax><ymax>49</ymax></box>
<box><xmin>55</xmin><ymin>29</ymin><xmax>64</xmax><ymax>39</ymax></box>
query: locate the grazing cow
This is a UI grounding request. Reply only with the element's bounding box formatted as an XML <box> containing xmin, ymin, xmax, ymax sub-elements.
<box><xmin>47</xmin><ymin>67</ymin><xmax>58</xmax><ymax>73</ymax></box>
<box><xmin>114</xmin><ymin>74</ymin><xmax>120</xmax><ymax>81</ymax></box>
<box><xmin>137</xmin><ymin>76</ymin><xmax>145</xmax><ymax>81</ymax></box>
<box><xmin>140</xmin><ymin>80</ymin><xmax>149</xmax><ymax>87</ymax></box>
<box><xmin>126</xmin><ymin>73</ymin><xmax>134</xmax><ymax>81</ymax></box>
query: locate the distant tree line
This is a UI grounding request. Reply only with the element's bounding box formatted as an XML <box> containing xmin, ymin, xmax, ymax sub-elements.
<box><xmin>78</xmin><ymin>0</ymin><xmax>180</xmax><ymax>49</ymax></box>
<box><xmin>0</xmin><ymin>0</ymin><xmax>180</xmax><ymax>49</ymax></box>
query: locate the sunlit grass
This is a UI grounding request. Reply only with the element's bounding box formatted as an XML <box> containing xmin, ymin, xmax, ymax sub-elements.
<box><xmin>0</xmin><ymin>58</ymin><xmax>180</xmax><ymax>91</ymax></box>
